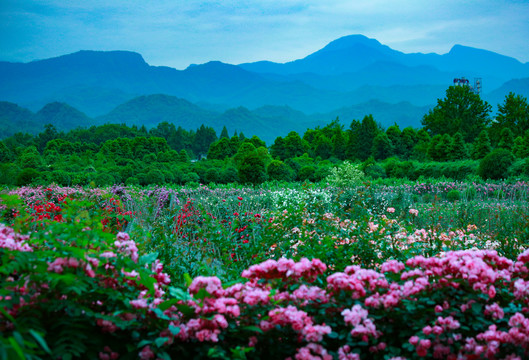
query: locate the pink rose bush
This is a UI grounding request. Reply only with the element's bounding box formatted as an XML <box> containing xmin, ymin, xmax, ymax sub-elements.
<box><xmin>2</xmin><ymin>187</ymin><xmax>529</xmax><ymax>359</ymax></box>
<box><xmin>6</xmin><ymin>212</ymin><xmax>529</xmax><ymax>359</ymax></box>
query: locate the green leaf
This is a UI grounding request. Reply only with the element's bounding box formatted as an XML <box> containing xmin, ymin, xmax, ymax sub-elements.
<box><xmin>139</xmin><ymin>273</ymin><xmax>156</xmax><ymax>295</ymax></box>
<box><xmin>169</xmin><ymin>324</ymin><xmax>181</xmax><ymax>336</ymax></box>
<box><xmin>242</xmin><ymin>326</ymin><xmax>263</xmax><ymax>334</ymax></box>
<box><xmin>158</xmin><ymin>298</ymin><xmax>180</xmax><ymax>311</ymax></box>
<box><xmin>176</xmin><ymin>303</ymin><xmax>195</xmax><ymax>317</ymax></box>
<box><xmin>168</xmin><ymin>286</ymin><xmax>191</xmax><ymax>301</ymax></box>
<box><xmin>29</xmin><ymin>329</ymin><xmax>51</xmax><ymax>354</ymax></box>
<box><xmin>139</xmin><ymin>252</ymin><xmax>159</xmax><ymax>265</ymax></box>
<box><xmin>137</xmin><ymin>339</ymin><xmax>152</xmax><ymax>348</ymax></box>
<box><xmin>8</xmin><ymin>337</ymin><xmax>25</xmax><ymax>360</ymax></box>
<box><xmin>184</xmin><ymin>273</ymin><xmax>193</xmax><ymax>287</ymax></box>
<box><xmin>157</xmin><ymin>352</ymin><xmax>171</xmax><ymax>360</ymax></box>
<box><xmin>154</xmin><ymin>337</ymin><xmax>168</xmax><ymax>348</ymax></box>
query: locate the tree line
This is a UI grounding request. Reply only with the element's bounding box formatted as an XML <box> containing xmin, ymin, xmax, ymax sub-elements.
<box><xmin>1</xmin><ymin>86</ymin><xmax>529</xmax><ymax>186</ymax></box>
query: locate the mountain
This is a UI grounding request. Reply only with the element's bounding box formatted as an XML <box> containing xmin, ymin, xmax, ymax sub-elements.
<box><xmin>0</xmin><ymin>101</ymin><xmax>41</xmax><ymax>138</ymax></box>
<box><xmin>485</xmin><ymin>78</ymin><xmax>529</xmax><ymax>108</ymax></box>
<box><xmin>35</xmin><ymin>102</ymin><xmax>93</xmax><ymax>131</ymax></box>
<box><xmin>0</xmin><ymin>96</ymin><xmax>430</xmax><ymax>144</ymax></box>
<box><xmin>239</xmin><ymin>34</ymin><xmax>529</xmax><ymax>89</ymax></box>
<box><xmin>1</xmin><ymin>34</ymin><xmax>528</xmax><ymax>134</ymax></box>
<box><xmin>96</xmin><ymin>94</ymin><xmax>218</xmax><ymax>128</ymax></box>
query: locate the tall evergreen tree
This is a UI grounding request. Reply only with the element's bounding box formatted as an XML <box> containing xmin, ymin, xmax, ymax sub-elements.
<box><xmin>471</xmin><ymin>130</ymin><xmax>492</xmax><ymax>160</ymax></box>
<box><xmin>449</xmin><ymin>132</ymin><xmax>468</xmax><ymax>160</ymax></box>
<box><xmin>357</xmin><ymin>115</ymin><xmax>380</xmax><ymax>161</ymax></box>
<box><xmin>371</xmin><ymin>133</ymin><xmax>394</xmax><ymax>160</ymax></box>
<box><xmin>220</xmin><ymin>126</ymin><xmax>229</xmax><ymax>139</ymax></box>
<box><xmin>498</xmin><ymin>128</ymin><xmax>515</xmax><ymax>151</ymax></box>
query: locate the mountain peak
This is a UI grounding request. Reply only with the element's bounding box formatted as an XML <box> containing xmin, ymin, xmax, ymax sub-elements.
<box><xmin>320</xmin><ymin>34</ymin><xmax>383</xmax><ymax>52</ymax></box>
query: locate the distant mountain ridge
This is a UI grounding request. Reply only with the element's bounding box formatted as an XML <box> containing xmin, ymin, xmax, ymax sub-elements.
<box><xmin>1</xmin><ymin>34</ymin><xmax>529</xmax><ymax>138</ymax></box>
<box><xmin>0</xmin><ymin>95</ymin><xmax>429</xmax><ymax>144</ymax></box>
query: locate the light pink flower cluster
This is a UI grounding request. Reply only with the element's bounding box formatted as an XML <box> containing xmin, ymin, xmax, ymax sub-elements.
<box><xmin>327</xmin><ymin>266</ymin><xmax>389</xmax><ymax>299</ymax></box>
<box><xmin>0</xmin><ymin>223</ymin><xmax>32</xmax><ymax>252</ymax></box>
<box><xmin>114</xmin><ymin>232</ymin><xmax>139</xmax><ymax>263</ymax></box>
<box><xmin>260</xmin><ymin>305</ymin><xmax>331</xmax><ymax>343</ymax></box>
<box><xmin>242</xmin><ymin>257</ymin><xmax>327</xmax><ymax>282</ymax></box>
<box><xmin>293</xmin><ymin>343</ymin><xmax>333</xmax><ymax>360</ymax></box>
<box><xmin>342</xmin><ymin>304</ymin><xmax>379</xmax><ymax>341</ymax></box>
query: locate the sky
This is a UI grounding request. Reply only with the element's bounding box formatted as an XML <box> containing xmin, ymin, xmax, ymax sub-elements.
<box><xmin>1</xmin><ymin>0</ymin><xmax>529</xmax><ymax>69</ymax></box>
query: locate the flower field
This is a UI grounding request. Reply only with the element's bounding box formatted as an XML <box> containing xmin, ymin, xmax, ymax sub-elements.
<box><xmin>1</xmin><ymin>181</ymin><xmax>529</xmax><ymax>359</ymax></box>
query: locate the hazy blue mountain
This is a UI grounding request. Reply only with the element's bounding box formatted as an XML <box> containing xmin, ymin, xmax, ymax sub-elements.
<box><xmin>239</xmin><ymin>35</ymin><xmax>529</xmax><ymax>79</ymax></box>
<box><xmin>35</xmin><ymin>102</ymin><xmax>93</xmax><ymax>131</ymax></box>
<box><xmin>0</xmin><ymin>101</ymin><xmax>41</xmax><ymax>138</ymax></box>
<box><xmin>96</xmin><ymin>94</ymin><xmax>218</xmax><ymax>128</ymax></box>
<box><xmin>485</xmin><ymin>78</ymin><xmax>529</xmax><ymax>110</ymax></box>
<box><xmin>312</xmin><ymin>100</ymin><xmax>431</xmax><ymax>129</ymax></box>
<box><xmin>1</xmin><ymin>95</ymin><xmax>429</xmax><ymax>144</ymax></box>
<box><xmin>1</xmin><ymin>34</ymin><xmax>528</xmax><ymax>127</ymax></box>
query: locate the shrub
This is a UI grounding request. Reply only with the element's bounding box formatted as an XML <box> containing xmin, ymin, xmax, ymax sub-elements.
<box><xmin>478</xmin><ymin>148</ymin><xmax>515</xmax><ymax>180</ymax></box>
<box><xmin>94</xmin><ymin>172</ymin><xmax>115</xmax><ymax>186</ymax></box>
<box><xmin>447</xmin><ymin>189</ymin><xmax>461</xmax><ymax>202</ymax></box>
<box><xmin>16</xmin><ymin>168</ymin><xmax>41</xmax><ymax>186</ymax></box>
<box><xmin>325</xmin><ymin>161</ymin><xmax>364</xmax><ymax>187</ymax></box>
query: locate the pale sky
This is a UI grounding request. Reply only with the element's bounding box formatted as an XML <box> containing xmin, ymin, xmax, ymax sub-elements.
<box><xmin>1</xmin><ymin>0</ymin><xmax>528</xmax><ymax>69</ymax></box>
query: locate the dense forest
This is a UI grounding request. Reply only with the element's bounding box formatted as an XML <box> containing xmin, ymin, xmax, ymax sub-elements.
<box><xmin>1</xmin><ymin>86</ymin><xmax>529</xmax><ymax>187</ymax></box>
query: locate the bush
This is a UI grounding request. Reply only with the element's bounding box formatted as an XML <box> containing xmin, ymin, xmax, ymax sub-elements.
<box><xmin>478</xmin><ymin>148</ymin><xmax>515</xmax><ymax>180</ymax></box>
<box><xmin>447</xmin><ymin>189</ymin><xmax>461</xmax><ymax>202</ymax></box>
<box><xmin>364</xmin><ymin>164</ymin><xmax>386</xmax><ymax>179</ymax></box>
<box><xmin>94</xmin><ymin>172</ymin><xmax>115</xmax><ymax>186</ymax></box>
<box><xmin>16</xmin><ymin>168</ymin><xmax>41</xmax><ymax>186</ymax></box>
<box><xmin>125</xmin><ymin>176</ymin><xmax>139</xmax><ymax>186</ymax></box>
<box><xmin>326</xmin><ymin>161</ymin><xmax>364</xmax><ymax>187</ymax></box>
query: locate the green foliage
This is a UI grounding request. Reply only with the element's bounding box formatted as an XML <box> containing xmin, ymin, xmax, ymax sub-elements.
<box><xmin>267</xmin><ymin>160</ymin><xmax>293</xmax><ymax>182</ymax></box>
<box><xmin>471</xmin><ymin>130</ymin><xmax>492</xmax><ymax>160</ymax></box>
<box><xmin>325</xmin><ymin>161</ymin><xmax>364</xmax><ymax>187</ymax></box>
<box><xmin>447</xmin><ymin>189</ymin><xmax>461</xmax><ymax>202</ymax></box>
<box><xmin>16</xmin><ymin>168</ymin><xmax>41</xmax><ymax>186</ymax></box>
<box><xmin>421</xmin><ymin>85</ymin><xmax>492</xmax><ymax>142</ymax></box>
<box><xmin>492</xmin><ymin>92</ymin><xmax>529</xmax><ymax>140</ymax></box>
<box><xmin>94</xmin><ymin>173</ymin><xmax>115</xmax><ymax>186</ymax></box>
<box><xmin>478</xmin><ymin>148</ymin><xmax>515</xmax><ymax>180</ymax></box>
<box><xmin>238</xmin><ymin>153</ymin><xmax>268</xmax><ymax>185</ymax></box>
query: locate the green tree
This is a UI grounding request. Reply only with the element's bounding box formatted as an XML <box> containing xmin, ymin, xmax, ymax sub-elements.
<box><xmin>18</xmin><ymin>146</ymin><xmax>42</xmax><ymax>169</ymax></box>
<box><xmin>283</xmin><ymin>131</ymin><xmax>306</xmax><ymax>159</ymax></box>
<box><xmin>471</xmin><ymin>130</ymin><xmax>492</xmax><ymax>160</ymax></box>
<box><xmin>238</xmin><ymin>152</ymin><xmax>267</xmax><ymax>185</ymax></box>
<box><xmin>0</xmin><ymin>142</ymin><xmax>12</xmax><ymax>162</ymax></box>
<box><xmin>314</xmin><ymin>134</ymin><xmax>332</xmax><ymax>160</ymax></box>
<box><xmin>513</xmin><ymin>131</ymin><xmax>529</xmax><ymax>158</ymax></box>
<box><xmin>449</xmin><ymin>132</ymin><xmax>468</xmax><ymax>160</ymax></box>
<box><xmin>385</xmin><ymin>124</ymin><xmax>403</xmax><ymax>158</ymax></box>
<box><xmin>220</xmin><ymin>126</ymin><xmax>229</xmax><ymax>139</ymax></box>
<box><xmin>401</xmin><ymin>127</ymin><xmax>418</xmax><ymax>160</ymax></box>
<box><xmin>371</xmin><ymin>133</ymin><xmax>394</xmax><ymax>160</ymax></box>
<box><xmin>270</xmin><ymin>137</ymin><xmax>287</xmax><ymax>160</ymax></box>
<box><xmin>16</xmin><ymin>168</ymin><xmax>41</xmax><ymax>186</ymax></box>
<box><xmin>207</xmin><ymin>138</ymin><xmax>237</xmax><ymax>160</ymax></box>
<box><xmin>346</xmin><ymin>119</ymin><xmax>361</xmax><ymax>159</ymax></box>
<box><xmin>357</xmin><ymin>115</ymin><xmax>381</xmax><ymax>161</ymax></box>
<box><xmin>498</xmin><ymin>128</ymin><xmax>515</xmax><ymax>151</ymax></box>
<box><xmin>422</xmin><ymin>85</ymin><xmax>492</xmax><ymax>142</ymax></box>
<box><xmin>332</xmin><ymin>128</ymin><xmax>347</xmax><ymax>160</ymax></box>
<box><xmin>478</xmin><ymin>148</ymin><xmax>515</xmax><ymax>180</ymax></box>
<box><xmin>412</xmin><ymin>129</ymin><xmax>431</xmax><ymax>161</ymax></box>
<box><xmin>267</xmin><ymin>160</ymin><xmax>293</xmax><ymax>181</ymax></box>
<box><xmin>492</xmin><ymin>92</ymin><xmax>529</xmax><ymax>140</ymax></box>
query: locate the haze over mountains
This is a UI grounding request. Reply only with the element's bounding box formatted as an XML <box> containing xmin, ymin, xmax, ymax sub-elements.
<box><xmin>1</xmin><ymin>34</ymin><xmax>528</xmax><ymax>142</ymax></box>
